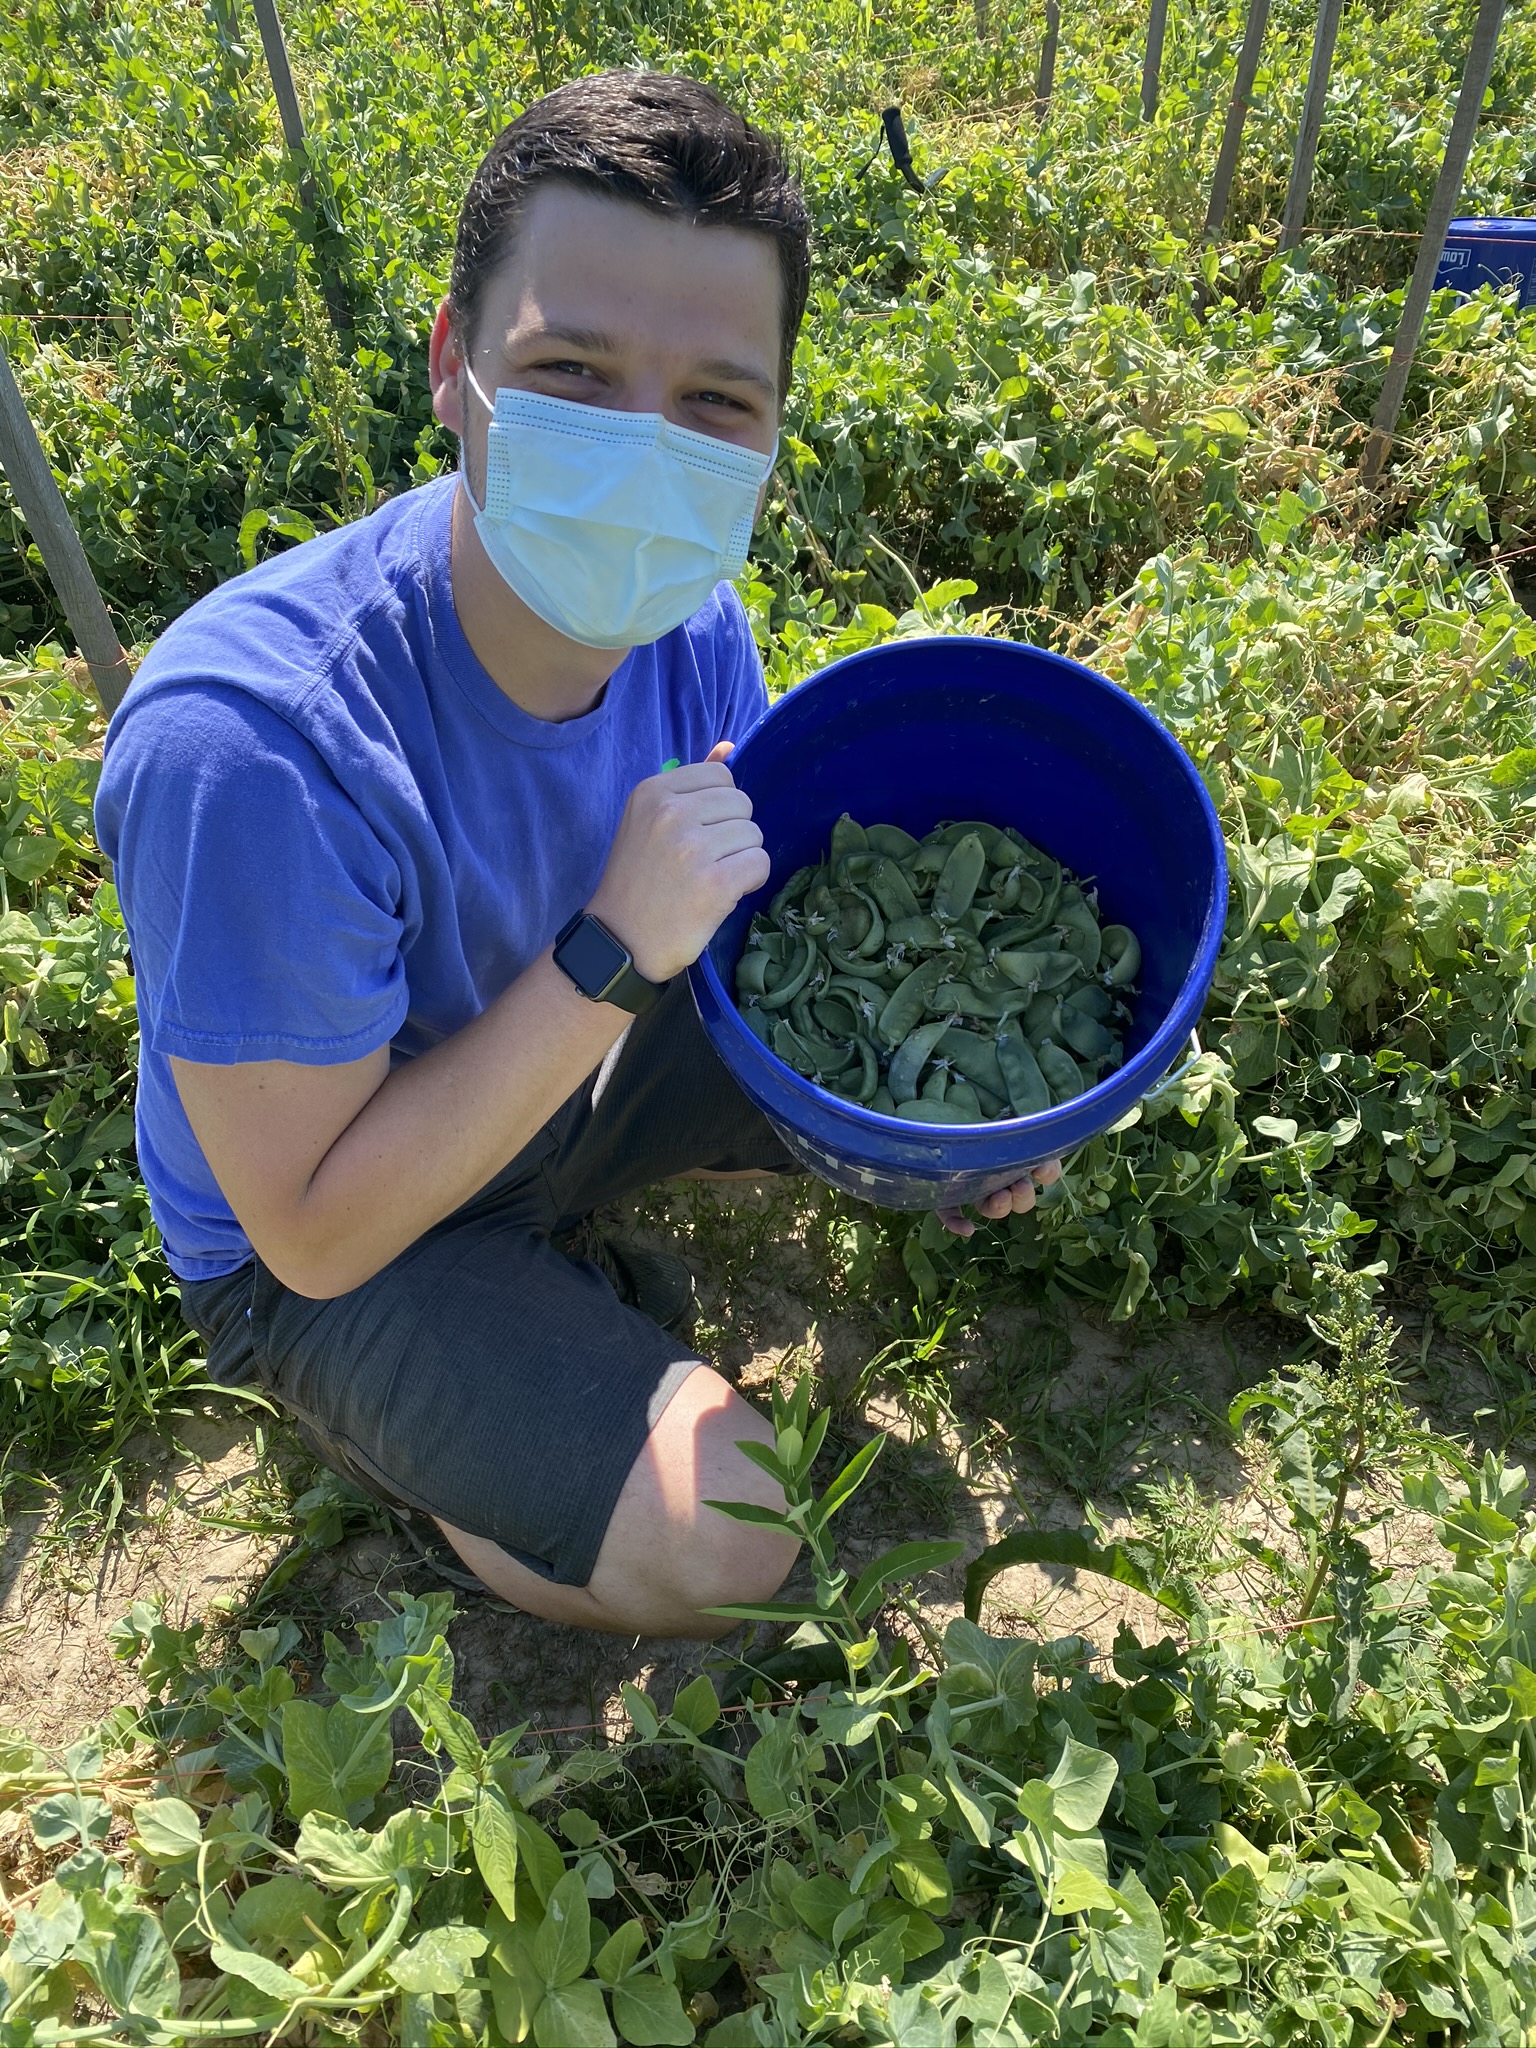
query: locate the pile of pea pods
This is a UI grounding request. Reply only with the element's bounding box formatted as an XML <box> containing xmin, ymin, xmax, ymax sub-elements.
<box><xmin>734</xmin><ymin>815</ymin><xmax>1140</xmax><ymax>1125</ymax></box>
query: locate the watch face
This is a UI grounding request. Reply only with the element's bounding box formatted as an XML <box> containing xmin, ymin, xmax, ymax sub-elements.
<box><xmin>558</xmin><ymin>917</ymin><xmax>628</xmax><ymax>997</ymax></box>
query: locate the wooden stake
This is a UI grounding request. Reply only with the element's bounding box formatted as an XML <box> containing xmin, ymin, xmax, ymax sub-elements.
<box><xmin>1034</xmin><ymin>0</ymin><xmax>1061</xmax><ymax>122</ymax></box>
<box><xmin>248</xmin><ymin>0</ymin><xmax>352</xmax><ymax>343</ymax></box>
<box><xmin>1141</xmin><ymin>0</ymin><xmax>1169</xmax><ymax>121</ymax></box>
<box><xmin>1203</xmin><ymin>0</ymin><xmax>1271</xmax><ymax>239</ymax></box>
<box><xmin>0</xmin><ymin>340</ymin><xmax>131</xmax><ymax>715</ymax></box>
<box><xmin>1360</xmin><ymin>0</ymin><xmax>1507</xmax><ymax>487</ymax></box>
<box><xmin>1278</xmin><ymin>0</ymin><xmax>1347</xmax><ymax>251</ymax></box>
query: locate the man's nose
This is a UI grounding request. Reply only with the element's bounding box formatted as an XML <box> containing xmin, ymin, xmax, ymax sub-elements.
<box><xmin>617</xmin><ymin>372</ymin><xmax>678</xmax><ymax>422</ymax></box>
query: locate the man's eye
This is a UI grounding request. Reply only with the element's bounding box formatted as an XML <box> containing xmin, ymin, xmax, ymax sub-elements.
<box><xmin>538</xmin><ymin>360</ymin><xmax>593</xmax><ymax>377</ymax></box>
<box><xmin>695</xmin><ymin>390</ymin><xmax>746</xmax><ymax>410</ymax></box>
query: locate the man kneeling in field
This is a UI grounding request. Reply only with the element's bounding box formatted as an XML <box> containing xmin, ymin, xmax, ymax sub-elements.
<box><xmin>96</xmin><ymin>72</ymin><xmax>1057</xmax><ymax>1637</ymax></box>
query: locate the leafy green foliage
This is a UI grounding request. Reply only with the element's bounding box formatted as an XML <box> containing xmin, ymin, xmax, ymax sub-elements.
<box><xmin>3</xmin><ymin>0</ymin><xmax>1536</xmax><ymax>2034</ymax></box>
<box><xmin>8</xmin><ymin>1291</ymin><xmax>1536</xmax><ymax>2042</ymax></box>
<box><xmin>0</xmin><ymin>657</ymin><xmax>212</xmax><ymax>1513</ymax></box>
<box><xmin>863</xmin><ymin>531</ymin><xmax>1536</xmax><ymax>1362</ymax></box>
<box><xmin>1</xmin><ymin>0</ymin><xmax>1534</xmax><ymax>644</ymax></box>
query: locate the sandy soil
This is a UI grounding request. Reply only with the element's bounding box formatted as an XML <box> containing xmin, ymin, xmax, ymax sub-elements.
<box><xmin>0</xmin><ymin>1179</ymin><xmax>1471</xmax><ymax>1754</ymax></box>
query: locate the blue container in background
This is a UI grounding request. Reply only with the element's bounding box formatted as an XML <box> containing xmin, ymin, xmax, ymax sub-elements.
<box><xmin>1433</xmin><ymin>218</ymin><xmax>1536</xmax><ymax>308</ymax></box>
<box><xmin>689</xmin><ymin>636</ymin><xmax>1228</xmax><ymax>1212</ymax></box>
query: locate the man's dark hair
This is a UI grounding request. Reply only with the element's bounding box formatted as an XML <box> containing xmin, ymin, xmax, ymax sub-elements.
<box><xmin>449</xmin><ymin>71</ymin><xmax>811</xmax><ymax>402</ymax></box>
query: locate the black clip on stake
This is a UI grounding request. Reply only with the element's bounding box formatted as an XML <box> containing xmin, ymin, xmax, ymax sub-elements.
<box><xmin>881</xmin><ymin>106</ymin><xmax>925</xmax><ymax>191</ymax></box>
<box><xmin>879</xmin><ymin>105</ymin><xmax>949</xmax><ymax>193</ymax></box>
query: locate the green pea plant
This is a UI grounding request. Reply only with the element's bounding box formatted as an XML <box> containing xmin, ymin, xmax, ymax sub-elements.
<box><xmin>6</xmin><ymin>1273</ymin><xmax>1536</xmax><ymax>2043</ymax></box>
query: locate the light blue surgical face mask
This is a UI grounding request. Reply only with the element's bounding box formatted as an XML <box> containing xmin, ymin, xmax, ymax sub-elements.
<box><xmin>459</xmin><ymin>365</ymin><xmax>777</xmax><ymax>651</ymax></box>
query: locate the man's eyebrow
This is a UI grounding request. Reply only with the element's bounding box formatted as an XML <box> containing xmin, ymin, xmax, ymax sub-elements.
<box><xmin>516</xmin><ymin>323</ymin><xmax>621</xmax><ymax>354</ymax></box>
<box><xmin>696</xmin><ymin>356</ymin><xmax>778</xmax><ymax>400</ymax></box>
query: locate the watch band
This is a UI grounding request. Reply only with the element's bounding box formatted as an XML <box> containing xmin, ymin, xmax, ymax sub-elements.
<box><xmin>552</xmin><ymin>909</ymin><xmax>669</xmax><ymax>1016</ymax></box>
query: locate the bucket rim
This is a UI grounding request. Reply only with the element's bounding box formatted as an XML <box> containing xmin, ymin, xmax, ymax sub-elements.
<box><xmin>1443</xmin><ymin>217</ymin><xmax>1536</xmax><ymax>238</ymax></box>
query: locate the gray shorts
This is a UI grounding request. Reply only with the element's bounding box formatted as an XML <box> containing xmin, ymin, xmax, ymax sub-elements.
<box><xmin>177</xmin><ymin>978</ymin><xmax>793</xmax><ymax>1586</ymax></box>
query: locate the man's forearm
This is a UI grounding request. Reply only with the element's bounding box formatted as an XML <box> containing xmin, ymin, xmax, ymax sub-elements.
<box><xmin>285</xmin><ymin>952</ymin><xmax>629</xmax><ymax>1296</ymax></box>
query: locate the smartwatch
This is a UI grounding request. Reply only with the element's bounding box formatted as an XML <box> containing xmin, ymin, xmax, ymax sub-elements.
<box><xmin>552</xmin><ymin>909</ymin><xmax>669</xmax><ymax>1015</ymax></box>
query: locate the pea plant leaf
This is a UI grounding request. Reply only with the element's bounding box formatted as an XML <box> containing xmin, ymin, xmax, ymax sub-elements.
<box><xmin>280</xmin><ymin>1699</ymin><xmax>394</xmax><ymax>1823</ymax></box>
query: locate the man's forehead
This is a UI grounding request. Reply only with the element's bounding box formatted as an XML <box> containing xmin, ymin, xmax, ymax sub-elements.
<box><xmin>481</xmin><ymin>186</ymin><xmax>781</xmax><ymax>381</ymax></box>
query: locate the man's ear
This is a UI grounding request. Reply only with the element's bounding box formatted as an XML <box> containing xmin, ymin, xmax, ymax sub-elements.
<box><xmin>429</xmin><ymin>299</ymin><xmax>467</xmax><ymax>436</ymax></box>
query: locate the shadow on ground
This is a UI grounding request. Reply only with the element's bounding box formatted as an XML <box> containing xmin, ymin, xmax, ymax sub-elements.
<box><xmin>1</xmin><ymin>1178</ymin><xmax>1526</xmax><ymax>1746</ymax></box>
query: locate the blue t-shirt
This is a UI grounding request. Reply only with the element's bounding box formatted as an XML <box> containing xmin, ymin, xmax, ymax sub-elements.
<box><xmin>95</xmin><ymin>475</ymin><xmax>770</xmax><ymax>1281</ymax></box>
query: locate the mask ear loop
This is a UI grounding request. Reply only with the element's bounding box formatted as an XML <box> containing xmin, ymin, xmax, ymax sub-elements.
<box><xmin>457</xmin><ymin>359</ymin><xmax>496</xmax><ymax>517</ymax></box>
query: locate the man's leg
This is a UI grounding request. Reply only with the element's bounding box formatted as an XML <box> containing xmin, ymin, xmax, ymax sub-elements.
<box><xmin>435</xmin><ymin>1365</ymin><xmax>797</xmax><ymax>1637</ymax></box>
<box><xmin>217</xmin><ymin>1210</ymin><xmax>798</xmax><ymax>1637</ymax></box>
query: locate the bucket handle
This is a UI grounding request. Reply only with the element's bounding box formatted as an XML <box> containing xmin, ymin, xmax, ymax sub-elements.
<box><xmin>1139</xmin><ymin>1030</ymin><xmax>1204</xmax><ymax>1107</ymax></box>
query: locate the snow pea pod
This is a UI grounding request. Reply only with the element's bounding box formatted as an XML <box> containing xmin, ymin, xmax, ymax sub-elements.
<box><xmin>933</xmin><ymin>833</ymin><xmax>987</xmax><ymax>924</ymax></box>
<box><xmin>818</xmin><ymin>1038</ymin><xmax>861</xmax><ymax>1078</ymax></box>
<box><xmin>826</xmin><ymin>939</ymin><xmax>883</xmax><ymax>979</ymax></box>
<box><xmin>990</xmin><ymin>865</ymin><xmax>1026</xmax><ymax>912</ymax></box>
<box><xmin>870</xmin><ymin>1085</ymin><xmax>897</xmax><ymax>1115</ymax></box>
<box><xmin>938</xmin><ymin>1025</ymin><xmax>1006</xmax><ymax>1097</ymax></box>
<box><xmin>889</xmin><ymin>1017</ymin><xmax>953</xmax><ymax>1103</ymax></box>
<box><xmin>741</xmin><ymin>1003</ymin><xmax>773</xmax><ymax>1045</ymax></box>
<box><xmin>1062</xmin><ymin>983</ymin><xmax>1114</xmax><ymax>1021</ymax></box>
<box><xmin>1054</xmin><ymin>893</ymin><xmax>1103</xmax><ymax>972</ymax></box>
<box><xmin>867</xmin><ymin>823</ymin><xmax>920</xmax><ymax>860</ymax></box>
<box><xmin>826</xmin><ymin>889</ymin><xmax>873</xmax><ymax>952</ymax></box>
<box><xmin>886</xmin><ymin>913</ymin><xmax>947</xmax><ymax>951</ymax></box>
<box><xmin>802</xmin><ymin>882</ymin><xmax>837</xmax><ymax>937</ymax></box>
<box><xmin>876</xmin><ymin>955</ymin><xmax>952</xmax><ymax>1048</ymax></box>
<box><xmin>934</xmin><ymin>819</ymin><xmax>1008</xmax><ymax>862</ymax></box>
<box><xmin>830</xmin><ymin>813</ymin><xmax>867</xmax><ymax>864</ymax></box>
<box><xmin>759</xmin><ymin>935</ymin><xmax>816</xmax><ymax>1010</ymax></box>
<box><xmin>971</xmin><ymin>1079</ymin><xmax>1009</xmax><ymax>1120</ymax></box>
<box><xmin>985</xmin><ymin>913</ymin><xmax>1054</xmax><ymax>952</ymax></box>
<box><xmin>920</xmin><ymin>1063</ymin><xmax>949</xmax><ymax>1103</ymax></box>
<box><xmin>893</xmin><ymin>1096</ymin><xmax>987</xmax><ymax>1125</ymax></box>
<box><xmin>1054</xmin><ymin>1001</ymin><xmax>1115</xmax><ymax>1062</ymax></box>
<box><xmin>769</xmin><ymin>866</ymin><xmax>817</xmax><ymax>923</ymax></box>
<box><xmin>867</xmin><ymin>857</ymin><xmax>922</xmax><ymax>923</ymax></box>
<box><xmin>1023</xmin><ymin>990</ymin><xmax>1059</xmax><ymax>1039</ymax></box>
<box><xmin>930</xmin><ymin>979</ymin><xmax>1036</xmax><ymax>1023</ymax></box>
<box><xmin>1100</xmin><ymin>925</ymin><xmax>1141</xmax><ymax>986</ymax></box>
<box><xmin>852</xmin><ymin>889</ymin><xmax>886</xmax><ymax>959</ymax></box>
<box><xmin>1035</xmin><ymin>1037</ymin><xmax>1086</xmax><ymax>1102</ymax></box>
<box><xmin>929</xmin><ymin>978</ymin><xmax>993</xmax><ymax>1018</ymax></box>
<box><xmin>946</xmin><ymin>1078</ymin><xmax>983</xmax><ymax>1119</ymax></box>
<box><xmin>834</xmin><ymin>850</ymin><xmax>878</xmax><ymax>888</ymax></box>
<box><xmin>906</xmin><ymin>842</ymin><xmax>951</xmax><ymax>880</ymax></box>
<box><xmin>813</xmin><ymin>993</ymin><xmax>861</xmax><ymax>1039</ymax></box>
<box><xmin>993</xmin><ymin>859</ymin><xmax>1062</xmax><ymax>943</ymax></box>
<box><xmin>849</xmin><ymin>1035</ymin><xmax>880</xmax><ymax>1104</ymax></box>
<box><xmin>772</xmin><ymin>1019</ymin><xmax>822</xmax><ymax>1076</ymax></box>
<box><xmin>993</xmin><ymin>949</ymin><xmax>1083</xmax><ymax>993</ymax></box>
<box><xmin>996</xmin><ymin>1016</ymin><xmax>1052</xmax><ymax>1116</ymax></box>
<box><xmin>829</xmin><ymin>975</ymin><xmax>889</xmax><ymax>1029</ymax></box>
<box><xmin>735</xmin><ymin>949</ymin><xmax>771</xmax><ymax>999</ymax></box>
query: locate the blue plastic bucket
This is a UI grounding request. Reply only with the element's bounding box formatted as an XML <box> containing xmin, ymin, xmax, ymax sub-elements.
<box><xmin>689</xmin><ymin>636</ymin><xmax>1228</xmax><ymax>1211</ymax></box>
<box><xmin>1433</xmin><ymin>218</ymin><xmax>1536</xmax><ymax>308</ymax></box>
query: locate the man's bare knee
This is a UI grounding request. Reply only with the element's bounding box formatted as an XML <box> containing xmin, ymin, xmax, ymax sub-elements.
<box><xmin>436</xmin><ymin>1366</ymin><xmax>801</xmax><ymax>1638</ymax></box>
<box><xmin>663</xmin><ymin>1516</ymin><xmax>800</xmax><ymax>1639</ymax></box>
